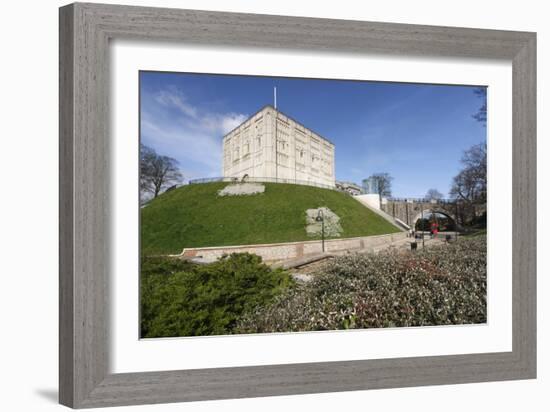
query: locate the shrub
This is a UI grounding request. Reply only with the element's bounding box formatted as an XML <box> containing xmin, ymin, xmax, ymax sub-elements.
<box><xmin>140</xmin><ymin>253</ymin><xmax>294</xmax><ymax>338</ymax></box>
<box><xmin>236</xmin><ymin>236</ymin><xmax>487</xmax><ymax>333</ymax></box>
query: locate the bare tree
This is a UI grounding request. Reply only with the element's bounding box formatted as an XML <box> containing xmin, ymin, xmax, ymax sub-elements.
<box><xmin>140</xmin><ymin>143</ymin><xmax>183</xmax><ymax>200</ymax></box>
<box><xmin>450</xmin><ymin>143</ymin><xmax>487</xmax><ymax>224</ymax></box>
<box><xmin>368</xmin><ymin>173</ymin><xmax>393</xmax><ymax>200</ymax></box>
<box><xmin>452</xmin><ymin>89</ymin><xmax>487</xmax><ymax>224</ymax></box>
<box><xmin>140</xmin><ymin>144</ymin><xmax>155</xmax><ymax>196</ymax></box>
<box><xmin>450</xmin><ymin>143</ymin><xmax>487</xmax><ymax>203</ymax></box>
<box><xmin>462</xmin><ymin>142</ymin><xmax>487</xmax><ymax>186</ymax></box>
<box><xmin>424</xmin><ymin>188</ymin><xmax>443</xmax><ymax>201</ymax></box>
<box><xmin>472</xmin><ymin>87</ymin><xmax>487</xmax><ymax>124</ymax></box>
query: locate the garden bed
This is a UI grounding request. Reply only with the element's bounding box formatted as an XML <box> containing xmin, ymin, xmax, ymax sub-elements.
<box><xmin>140</xmin><ymin>236</ymin><xmax>486</xmax><ymax>337</ymax></box>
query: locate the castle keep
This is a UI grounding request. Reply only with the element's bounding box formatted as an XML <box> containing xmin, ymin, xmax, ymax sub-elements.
<box><xmin>222</xmin><ymin>105</ymin><xmax>335</xmax><ymax>187</ymax></box>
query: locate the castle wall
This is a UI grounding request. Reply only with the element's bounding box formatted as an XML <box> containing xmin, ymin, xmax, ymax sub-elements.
<box><xmin>222</xmin><ymin>106</ymin><xmax>335</xmax><ymax>187</ymax></box>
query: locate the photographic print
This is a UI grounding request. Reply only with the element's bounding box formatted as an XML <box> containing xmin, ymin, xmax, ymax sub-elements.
<box><xmin>139</xmin><ymin>72</ymin><xmax>487</xmax><ymax>339</ymax></box>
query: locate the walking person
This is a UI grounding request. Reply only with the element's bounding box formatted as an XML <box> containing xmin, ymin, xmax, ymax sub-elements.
<box><xmin>431</xmin><ymin>221</ymin><xmax>439</xmax><ymax>239</ymax></box>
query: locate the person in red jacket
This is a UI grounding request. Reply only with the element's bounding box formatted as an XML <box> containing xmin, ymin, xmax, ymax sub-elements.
<box><xmin>431</xmin><ymin>221</ymin><xmax>439</xmax><ymax>239</ymax></box>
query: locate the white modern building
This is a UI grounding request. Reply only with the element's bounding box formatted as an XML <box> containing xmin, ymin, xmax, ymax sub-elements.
<box><xmin>222</xmin><ymin>105</ymin><xmax>335</xmax><ymax>187</ymax></box>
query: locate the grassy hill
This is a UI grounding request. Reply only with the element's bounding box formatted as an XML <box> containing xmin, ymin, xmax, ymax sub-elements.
<box><xmin>141</xmin><ymin>182</ymin><xmax>400</xmax><ymax>255</ymax></box>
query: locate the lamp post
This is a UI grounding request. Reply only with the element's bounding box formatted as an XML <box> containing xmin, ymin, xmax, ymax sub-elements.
<box><xmin>316</xmin><ymin>209</ymin><xmax>325</xmax><ymax>253</ymax></box>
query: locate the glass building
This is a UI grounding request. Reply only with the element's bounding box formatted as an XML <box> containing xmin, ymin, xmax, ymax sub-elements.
<box><xmin>362</xmin><ymin>177</ymin><xmax>380</xmax><ymax>194</ymax></box>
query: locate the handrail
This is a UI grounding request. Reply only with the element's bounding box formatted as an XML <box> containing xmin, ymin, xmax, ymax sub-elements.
<box><xmin>188</xmin><ymin>176</ymin><xmax>340</xmax><ymax>192</ymax></box>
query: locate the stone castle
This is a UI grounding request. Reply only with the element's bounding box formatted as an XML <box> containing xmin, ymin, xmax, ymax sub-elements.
<box><xmin>222</xmin><ymin>105</ymin><xmax>335</xmax><ymax>187</ymax></box>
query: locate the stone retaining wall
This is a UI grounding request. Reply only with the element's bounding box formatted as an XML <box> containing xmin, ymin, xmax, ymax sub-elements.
<box><xmin>179</xmin><ymin>232</ymin><xmax>407</xmax><ymax>263</ymax></box>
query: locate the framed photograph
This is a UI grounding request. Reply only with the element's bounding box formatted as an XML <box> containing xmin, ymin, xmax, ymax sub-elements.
<box><xmin>59</xmin><ymin>2</ymin><xmax>536</xmax><ymax>408</ymax></box>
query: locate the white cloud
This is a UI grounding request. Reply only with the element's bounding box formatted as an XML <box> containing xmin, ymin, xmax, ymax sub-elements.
<box><xmin>154</xmin><ymin>87</ymin><xmax>198</xmax><ymax>119</ymax></box>
<box><xmin>142</xmin><ymin>86</ymin><xmax>248</xmax><ymax>179</ymax></box>
<box><xmin>141</xmin><ymin>119</ymin><xmax>221</xmax><ymax>173</ymax></box>
<box><xmin>220</xmin><ymin>113</ymin><xmax>248</xmax><ymax>134</ymax></box>
<box><xmin>199</xmin><ymin>112</ymin><xmax>248</xmax><ymax>135</ymax></box>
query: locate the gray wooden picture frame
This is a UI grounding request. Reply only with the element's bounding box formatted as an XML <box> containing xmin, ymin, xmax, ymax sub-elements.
<box><xmin>59</xmin><ymin>2</ymin><xmax>536</xmax><ymax>409</ymax></box>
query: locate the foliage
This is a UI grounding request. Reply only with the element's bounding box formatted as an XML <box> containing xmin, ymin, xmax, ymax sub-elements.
<box><xmin>236</xmin><ymin>237</ymin><xmax>487</xmax><ymax>333</ymax></box>
<box><xmin>141</xmin><ymin>182</ymin><xmax>400</xmax><ymax>255</ymax></box>
<box><xmin>140</xmin><ymin>143</ymin><xmax>183</xmax><ymax>201</ymax></box>
<box><xmin>140</xmin><ymin>253</ymin><xmax>294</xmax><ymax>338</ymax></box>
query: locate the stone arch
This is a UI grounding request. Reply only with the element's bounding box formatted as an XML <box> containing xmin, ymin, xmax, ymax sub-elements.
<box><xmin>412</xmin><ymin>209</ymin><xmax>459</xmax><ymax>232</ymax></box>
<box><xmin>381</xmin><ymin>199</ymin><xmax>466</xmax><ymax>231</ymax></box>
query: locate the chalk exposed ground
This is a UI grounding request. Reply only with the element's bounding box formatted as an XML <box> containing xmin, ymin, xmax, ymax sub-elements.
<box><xmin>305</xmin><ymin>207</ymin><xmax>343</xmax><ymax>237</ymax></box>
<box><xmin>218</xmin><ymin>183</ymin><xmax>266</xmax><ymax>197</ymax></box>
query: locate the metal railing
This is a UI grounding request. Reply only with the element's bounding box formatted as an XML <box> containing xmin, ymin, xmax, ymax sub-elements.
<box><xmin>387</xmin><ymin>197</ymin><xmax>456</xmax><ymax>204</ymax></box>
<box><xmin>188</xmin><ymin>176</ymin><xmax>339</xmax><ymax>191</ymax></box>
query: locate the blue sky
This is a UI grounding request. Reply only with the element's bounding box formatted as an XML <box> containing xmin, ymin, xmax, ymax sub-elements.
<box><xmin>140</xmin><ymin>71</ymin><xmax>486</xmax><ymax>198</ymax></box>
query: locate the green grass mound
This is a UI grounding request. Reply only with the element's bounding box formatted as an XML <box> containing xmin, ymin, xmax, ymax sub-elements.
<box><xmin>141</xmin><ymin>182</ymin><xmax>400</xmax><ymax>255</ymax></box>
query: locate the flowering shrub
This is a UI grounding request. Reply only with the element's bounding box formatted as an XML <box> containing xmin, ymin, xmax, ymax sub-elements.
<box><xmin>236</xmin><ymin>236</ymin><xmax>487</xmax><ymax>333</ymax></box>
